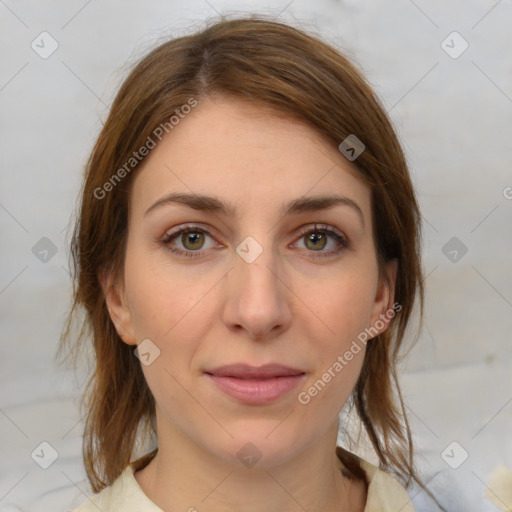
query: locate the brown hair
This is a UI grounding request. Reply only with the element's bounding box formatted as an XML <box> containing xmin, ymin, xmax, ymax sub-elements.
<box><xmin>59</xmin><ymin>14</ymin><xmax>439</xmax><ymax>506</ymax></box>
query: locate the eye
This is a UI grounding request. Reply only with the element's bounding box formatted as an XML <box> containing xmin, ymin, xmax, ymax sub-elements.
<box><xmin>160</xmin><ymin>224</ymin><xmax>219</xmax><ymax>257</ymax></box>
<box><xmin>159</xmin><ymin>223</ymin><xmax>349</xmax><ymax>259</ymax></box>
<box><xmin>293</xmin><ymin>224</ymin><xmax>349</xmax><ymax>258</ymax></box>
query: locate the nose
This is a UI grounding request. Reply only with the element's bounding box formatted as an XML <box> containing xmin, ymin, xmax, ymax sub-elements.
<box><xmin>221</xmin><ymin>241</ymin><xmax>292</xmax><ymax>341</ymax></box>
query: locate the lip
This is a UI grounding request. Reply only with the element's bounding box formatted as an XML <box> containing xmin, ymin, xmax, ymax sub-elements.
<box><xmin>205</xmin><ymin>363</ymin><xmax>306</xmax><ymax>405</ymax></box>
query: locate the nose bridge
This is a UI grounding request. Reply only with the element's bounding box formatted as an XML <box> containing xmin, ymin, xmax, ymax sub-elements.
<box><xmin>222</xmin><ymin>233</ymin><xmax>291</xmax><ymax>339</ymax></box>
<box><xmin>235</xmin><ymin>233</ymin><xmax>281</xmax><ymax>303</ymax></box>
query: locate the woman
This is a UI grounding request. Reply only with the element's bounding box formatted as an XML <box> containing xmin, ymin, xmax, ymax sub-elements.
<box><xmin>61</xmin><ymin>15</ymin><xmax>442</xmax><ymax>512</ymax></box>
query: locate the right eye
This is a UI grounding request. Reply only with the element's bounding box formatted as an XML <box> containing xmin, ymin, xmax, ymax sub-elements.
<box><xmin>160</xmin><ymin>224</ymin><xmax>221</xmax><ymax>258</ymax></box>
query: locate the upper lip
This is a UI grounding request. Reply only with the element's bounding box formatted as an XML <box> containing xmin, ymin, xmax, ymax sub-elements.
<box><xmin>205</xmin><ymin>363</ymin><xmax>305</xmax><ymax>379</ymax></box>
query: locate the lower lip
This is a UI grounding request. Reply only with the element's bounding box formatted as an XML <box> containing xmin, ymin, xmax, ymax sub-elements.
<box><xmin>207</xmin><ymin>373</ymin><xmax>306</xmax><ymax>404</ymax></box>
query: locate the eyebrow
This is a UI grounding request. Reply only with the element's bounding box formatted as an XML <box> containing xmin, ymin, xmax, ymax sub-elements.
<box><xmin>144</xmin><ymin>192</ymin><xmax>365</xmax><ymax>227</ymax></box>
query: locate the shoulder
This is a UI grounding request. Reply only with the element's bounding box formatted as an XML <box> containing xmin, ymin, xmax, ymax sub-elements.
<box><xmin>357</xmin><ymin>457</ymin><xmax>416</xmax><ymax>512</ymax></box>
<box><xmin>68</xmin><ymin>464</ymin><xmax>162</xmax><ymax>512</ymax></box>
<box><xmin>336</xmin><ymin>446</ymin><xmax>415</xmax><ymax>512</ymax></box>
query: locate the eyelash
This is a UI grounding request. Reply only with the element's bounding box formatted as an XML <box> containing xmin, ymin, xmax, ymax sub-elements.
<box><xmin>160</xmin><ymin>223</ymin><xmax>349</xmax><ymax>259</ymax></box>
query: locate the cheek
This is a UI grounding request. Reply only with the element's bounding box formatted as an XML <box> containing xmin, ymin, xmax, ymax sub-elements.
<box><xmin>123</xmin><ymin>247</ymin><xmax>216</xmax><ymax>414</ymax></box>
<box><xmin>297</xmin><ymin>290</ymin><xmax>369</xmax><ymax>417</ymax></box>
<box><xmin>123</xmin><ymin>242</ymin><xmax>216</xmax><ymax>341</ymax></box>
<box><xmin>297</xmin><ymin>264</ymin><xmax>378</xmax><ymax>405</ymax></box>
<box><xmin>304</xmin><ymin>266</ymin><xmax>378</xmax><ymax>347</ymax></box>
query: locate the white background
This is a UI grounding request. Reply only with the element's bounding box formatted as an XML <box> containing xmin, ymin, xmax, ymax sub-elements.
<box><xmin>0</xmin><ymin>1</ymin><xmax>511</xmax><ymax>510</ymax></box>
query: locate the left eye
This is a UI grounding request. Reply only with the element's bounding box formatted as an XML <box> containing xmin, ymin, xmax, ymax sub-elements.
<box><xmin>293</xmin><ymin>226</ymin><xmax>348</xmax><ymax>255</ymax></box>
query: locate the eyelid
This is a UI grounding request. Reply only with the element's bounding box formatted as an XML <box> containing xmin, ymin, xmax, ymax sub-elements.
<box><xmin>294</xmin><ymin>223</ymin><xmax>348</xmax><ymax>245</ymax></box>
<box><xmin>291</xmin><ymin>223</ymin><xmax>349</xmax><ymax>257</ymax></box>
<box><xmin>161</xmin><ymin>223</ymin><xmax>222</xmax><ymax>248</ymax></box>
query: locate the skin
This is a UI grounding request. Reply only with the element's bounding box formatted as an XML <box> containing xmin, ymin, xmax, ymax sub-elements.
<box><xmin>102</xmin><ymin>95</ymin><xmax>397</xmax><ymax>512</ymax></box>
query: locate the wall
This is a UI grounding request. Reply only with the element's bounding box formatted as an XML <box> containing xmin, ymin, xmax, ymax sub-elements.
<box><xmin>1</xmin><ymin>1</ymin><xmax>511</xmax><ymax>510</ymax></box>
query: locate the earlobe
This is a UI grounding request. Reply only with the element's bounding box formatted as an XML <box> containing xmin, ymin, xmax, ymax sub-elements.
<box><xmin>98</xmin><ymin>267</ymin><xmax>137</xmax><ymax>346</ymax></box>
<box><xmin>369</xmin><ymin>259</ymin><xmax>398</xmax><ymax>338</ymax></box>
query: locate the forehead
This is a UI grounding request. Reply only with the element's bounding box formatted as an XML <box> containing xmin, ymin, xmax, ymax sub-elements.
<box><xmin>129</xmin><ymin>95</ymin><xmax>371</xmax><ymax>220</ymax></box>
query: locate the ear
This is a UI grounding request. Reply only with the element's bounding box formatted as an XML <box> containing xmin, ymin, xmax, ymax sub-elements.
<box><xmin>98</xmin><ymin>267</ymin><xmax>137</xmax><ymax>346</ymax></box>
<box><xmin>368</xmin><ymin>259</ymin><xmax>398</xmax><ymax>338</ymax></box>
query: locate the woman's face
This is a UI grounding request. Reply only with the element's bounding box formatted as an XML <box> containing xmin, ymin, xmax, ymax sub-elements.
<box><xmin>106</xmin><ymin>95</ymin><xmax>396</xmax><ymax>468</ymax></box>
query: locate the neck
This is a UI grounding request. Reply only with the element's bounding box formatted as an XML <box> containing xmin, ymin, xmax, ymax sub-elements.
<box><xmin>134</xmin><ymin>421</ymin><xmax>365</xmax><ymax>512</ymax></box>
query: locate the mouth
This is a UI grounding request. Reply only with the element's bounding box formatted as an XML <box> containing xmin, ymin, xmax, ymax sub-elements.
<box><xmin>204</xmin><ymin>363</ymin><xmax>306</xmax><ymax>404</ymax></box>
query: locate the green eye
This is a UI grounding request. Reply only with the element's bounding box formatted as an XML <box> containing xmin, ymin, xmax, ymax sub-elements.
<box><xmin>181</xmin><ymin>231</ymin><xmax>205</xmax><ymax>250</ymax></box>
<box><xmin>161</xmin><ymin>223</ymin><xmax>349</xmax><ymax>260</ymax></box>
<box><xmin>161</xmin><ymin>224</ymin><xmax>217</xmax><ymax>258</ymax></box>
<box><xmin>294</xmin><ymin>224</ymin><xmax>349</xmax><ymax>258</ymax></box>
<box><xmin>304</xmin><ymin>232</ymin><xmax>328</xmax><ymax>251</ymax></box>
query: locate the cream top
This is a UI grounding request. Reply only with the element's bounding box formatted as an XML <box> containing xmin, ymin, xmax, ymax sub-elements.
<box><xmin>70</xmin><ymin>455</ymin><xmax>415</xmax><ymax>512</ymax></box>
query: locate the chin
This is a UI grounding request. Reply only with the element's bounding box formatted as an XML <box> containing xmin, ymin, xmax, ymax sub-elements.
<box><xmin>203</xmin><ymin>427</ymin><xmax>310</xmax><ymax>470</ymax></box>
